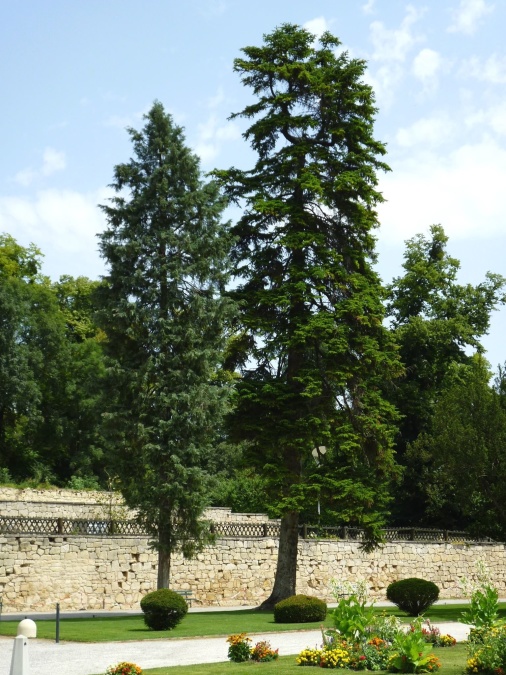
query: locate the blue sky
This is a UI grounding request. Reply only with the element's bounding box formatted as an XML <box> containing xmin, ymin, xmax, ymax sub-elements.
<box><xmin>1</xmin><ymin>0</ymin><xmax>505</xmax><ymax>368</ymax></box>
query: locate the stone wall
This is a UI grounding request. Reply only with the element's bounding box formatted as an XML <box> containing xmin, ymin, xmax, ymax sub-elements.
<box><xmin>1</xmin><ymin>488</ymin><xmax>505</xmax><ymax>613</ymax></box>
<box><xmin>0</xmin><ymin>533</ymin><xmax>504</xmax><ymax>612</ymax></box>
<box><xmin>0</xmin><ymin>488</ymin><xmax>272</xmax><ymax>523</ymax></box>
<box><xmin>0</xmin><ymin>488</ymin><xmax>126</xmax><ymax>520</ymax></box>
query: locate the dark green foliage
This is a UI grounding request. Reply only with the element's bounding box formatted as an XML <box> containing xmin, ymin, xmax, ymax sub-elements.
<box><xmin>386</xmin><ymin>578</ymin><xmax>439</xmax><ymax>616</ymax></box>
<box><xmin>216</xmin><ymin>24</ymin><xmax>401</xmax><ymax>607</ymax></box>
<box><xmin>97</xmin><ymin>102</ymin><xmax>234</xmax><ymax>587</ymax></box>
<box><xmin>386</xmin><ymin>226</ymin><xmax>506</xmax><ymax>526</ymax></box>
<box><xmin>409</xmin><ymin>358</ymin><xmax>506</xmax><ymax>540</ymax></box>
<box><xmin>208</xmin><ymin>468</ymin><xmax>270</xmax><ymax>514</ymax></box>
<box><xmin>140</xmin><ymin>589</ymin><xmax>188</xmax><ymax>630</ymax></box>
<box><xmin>273</xmin><ymin>594</ymin><xmax>327</xmax><ymax>623</ymax></box>
<box><xmin>0</xmin><ymin>234</ymin><xmax>107</xmax><ymax>486</ymax></box>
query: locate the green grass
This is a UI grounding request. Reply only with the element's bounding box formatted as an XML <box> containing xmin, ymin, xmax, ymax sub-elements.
<box><xmin>0</xmin><ymin>609</ymin><xmax>333</xmax><ymax>642</ymax></box>
<box><xmin>2</xmin><ymin>603</ymin><xmax>505</xmax><ymax>643</ymax></box>
<box><xmin>382</xmin><ymin>602</ymin><xmax>506</xmax><ymax>623</ymax></box>
<box><xmin>99</xmin><ymin>644</ymin><xmax>469</xmax><ymax>675</ymax></box>
<box><xmin>381</xmin><ymin>603</ymin><xmax>506</xmax><ymax>624</ymax></box>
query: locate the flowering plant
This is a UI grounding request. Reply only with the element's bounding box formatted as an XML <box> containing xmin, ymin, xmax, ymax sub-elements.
<box><xmin>251</xmin><ymin>640</ymin><xmax>279</xmax><ymax>662</ymax></box>
<box><xmin>105</xmin><ymin>663</ymin><xmax>142</xmax><ymax>675</ymax></box>
<box><xmin>226</xmin><ymin>633</ymin><xmax>251</xmax><ymax>662</ymax></box>
<box><xmin>409</xmin><ymin>620</ymin><xmax>454</xmax><ymax>647</ymax></box>
<box><xmin>297</xmin><ymin>647</ymin><xmax>323</xmax><ymax>666</ymax></box>
<box><xmin>367</xmin><ymin>612</ymin><xmax>402</xmax><ymax>643</ymax></box>
<box><xmin>414</xmin><ymin>621</ymin><xmax>441</xmax><ymax>645</ymax></box>
<box><xmin>466</xmin><ymin>625</ymin><xmax>506</xmax><ymax>673</ymax></box>
<box><xmin>438</xmin><ymin>634</ymin><xmax>457</xmax><ymax>647</ymax></box>
<box><xmin>362</xmin><ymin>637</ymin><xmax>392</xmax><ymax>671</ymax></box>
<box><xmin>320</xmin><ymin>647</ymin><xmax>352</xmax><ymax>669</ymax></box>
<box><xmin>388</xmin><ymin>619</ymin><xmax>439</xmax><ymax>673</ymax></box>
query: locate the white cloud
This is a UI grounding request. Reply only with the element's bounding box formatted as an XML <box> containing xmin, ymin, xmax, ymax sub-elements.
<box><xmin>370</xmin><ymin>5</ymin><xmax>425</xmax><ymax>63</ymax></box>
<box><xmin>448</xmin><ymin>0</ymin><xmax>494</xmax><ymax>35</ymax></box>
<box><xmin>367</xmin><ymin>6</ymin><xmax>425</xmax><ymax>107</ymax></box>
<box><xmin>14</xmin><ymin>147</ymin><xmax>66</xmax><ymax>186</ymax></box>
<box><xmin>463</xmin><ymin>54</ymin><xmax>506</xmax><ymax>84</ymax></box>
<box><xmin>303</xmin><ymin>17</ymin><xmax>331</xmax><ymax>40</ymax></box>
<box><xmin>194</xmin><ymin>115</ymin><xmax>241</xmax><ymax>165</ymax></box>
<box><xmin>465</xmin><ymin>102</ymin><xmax>506</xmax><ymax>136</ymax></box>
<box><xmin>378</xmin><ymin>138</ymin><xmax>506</xmax><ymax>243</ymax></box>
<box><xmin>14</xmin><ymin>168</ymin><xmax>37</xmax><ymax>187</ymax></box>
<box><xmin>488</xmin><ymin>104</ymin><xmax>506</xmax><ymax>135</ymax></box>
<box><xmin>0</xmin><ymin>188</ymin><xmax>110</xmax><ymax>279</ymax></box>
<box><xmin>362</xmin><ymin>0</ymin><xmax>376</xmax><ymax>15</ymax></box>
<box><xmin>365</xmin><ymin>64</ymin><xmax>404</xmax><ymax>108</ymax></box>
<box><xmin>412</xmin><ymin>48</ymin><xmax>443</xmax><ymax>89</ymax></box>
<box><xmin>396</xmin><ymin>114</ymin><xmax>455</xmax><ymax>147</ymax></box>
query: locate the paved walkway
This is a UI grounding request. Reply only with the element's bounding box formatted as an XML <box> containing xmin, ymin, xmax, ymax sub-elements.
<box><xmin>0</xmin><ymin>620</ymin><xmax>471</xmax><ymax>675</ymax></box>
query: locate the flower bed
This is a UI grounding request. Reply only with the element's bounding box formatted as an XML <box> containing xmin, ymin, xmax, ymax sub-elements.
<box><xmin>296</xmin><ymin>582</ymin><xmax>455</xmax><ymax>672</ymax></box>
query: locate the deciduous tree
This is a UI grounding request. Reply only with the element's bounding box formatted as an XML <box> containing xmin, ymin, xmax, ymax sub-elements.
<box><xmin>0</xmin><ymin>236</ymin><xmax>109</xmax><ymax>486</ymax></box>
<box><xmin>409</xmin><ymin>357</ymin><xmax>506</xmax><ymax>539</ymax></box>
<box><xmin>386</xmin><ymin>225</ymin><xmax>506</xmax><ymax>525</ymax></box>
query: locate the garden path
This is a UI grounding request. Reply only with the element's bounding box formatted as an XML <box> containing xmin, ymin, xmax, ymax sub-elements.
<box><xmin>0</xmin><ymin>621</ymin><xmax>470</xmax><ymax>675</ymax></box>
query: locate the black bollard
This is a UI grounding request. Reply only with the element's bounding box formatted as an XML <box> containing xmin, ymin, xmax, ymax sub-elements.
<box><xmin>56</xmin><ymin>602</ymin><xmax>60</xmax><ymax>643</ymax></box>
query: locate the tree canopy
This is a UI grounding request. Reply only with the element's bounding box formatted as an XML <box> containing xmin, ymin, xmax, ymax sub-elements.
<box><xmin>0</xmin><ymin>234</ymin><xmax>107</xmax><ymax>485</ymax></box>
<box><xmin>409</xmin><ymin>356</ymin><xmax>506</xmax><ymax>539</ymax></box>
<box><xmin>97</xmin><ymin>101</ymin><xmax>235</xmax><ymax>587</ymax></box>
<box><xmin>216</xmin><ymin>24</ymin><xmax>401</xmax><ymax>607</ymax></box>
<box><xmin>386</xmin><ymin>225</ymin><xmax>506</xmax><ymax>525</ymax></box>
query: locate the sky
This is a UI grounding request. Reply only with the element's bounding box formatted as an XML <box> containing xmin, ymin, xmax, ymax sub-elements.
<box><xmin>1</xmin><ymin>0</ymin><xmax>505</xmax><ymax>369</ymax></box>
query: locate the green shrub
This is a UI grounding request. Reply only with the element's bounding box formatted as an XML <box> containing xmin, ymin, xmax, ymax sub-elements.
<box><xmin>388</xmin><ymin>619</ymin><xmax>440</xmax><ymax>672</ymax></box>
<box><xmin>140</xmin><ymin>589</ymin><xmax>188</xmax><ymax>630</ymax></box>
<box><xmin>273</xmin><ymin>594</ymin><xmax>327</xmax><ymax>623</ymax></box>
<box><xmin>328</xmin><ymin>594</ymin><xmax>375</xmax><ymax>642</ymax></box>
<box><xmin>461</xmin><ymin>584</ymin><xmax>500</xmax><ymax>629</ymax></box>
<box><xmin>386</xmin><ymin>578</ymin><xmax>439</xmax><ymax>616</ymax></box>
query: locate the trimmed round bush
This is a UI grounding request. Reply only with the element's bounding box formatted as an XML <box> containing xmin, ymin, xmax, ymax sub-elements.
<box><xmin>274</xmin><ymin>594</ymin><xmax>327</xmax><ymax>623</ymax></box>
<box><xmin>140</xmin><ymin>589</ymin><xmax>188</xmax><ymax>630</ymax></box>
<box><xmin>386</xmin><ymin>578</ymin><xmax>439</xmax><ymax>616</ymax></box>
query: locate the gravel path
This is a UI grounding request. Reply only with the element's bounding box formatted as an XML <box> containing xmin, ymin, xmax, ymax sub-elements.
<box><xmin>0</xmin><ymin>622</ymin><xmax>470</xmax><ymax>675</ymax></box>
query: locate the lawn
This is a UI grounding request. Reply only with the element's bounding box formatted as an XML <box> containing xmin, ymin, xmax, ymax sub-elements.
<box><xmin>381</xmin><ymin>602</ymin><xmax>506</xmax><ymax>624</ymax></box>
<box><xmin>98</xmin><ymin>644</ymin><xmax>469</xmax><ymax>675</ymax></box>
<box><xmin>0</xmin><ymin>608</ymin><xmax>334</xmax><ymax>642</ymax></box>
<box><xmin>2</xmin><ymin>604</ymin><xmax>504</xmax><ymax>642</ymax></box>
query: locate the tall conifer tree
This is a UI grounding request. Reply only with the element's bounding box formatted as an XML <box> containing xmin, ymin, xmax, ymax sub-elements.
<box><xmin>217</xmin><ymin>25</ymin><xmax>401</xmax><ymax>607</ymax></box>
<box><xmin>98</xmin><ymin>102</ymin><xmax>233</xmax><ymax>588</ymax></box>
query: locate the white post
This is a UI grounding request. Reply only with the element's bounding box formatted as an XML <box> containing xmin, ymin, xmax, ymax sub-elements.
<box><xmin>9</xmin><ymin>635</ymin><xmax>30</xmax><ymax>675</ymax></box>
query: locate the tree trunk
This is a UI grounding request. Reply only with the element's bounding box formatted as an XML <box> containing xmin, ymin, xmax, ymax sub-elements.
<box><xmin>157</xmin><ymin>548</ymin><xmax>171</xmax><ymax>589</ymax></box>
<box><xmin>258</xmin><ymin>510</ymin><xmax>299</xmax><ymax>609</ymax></box>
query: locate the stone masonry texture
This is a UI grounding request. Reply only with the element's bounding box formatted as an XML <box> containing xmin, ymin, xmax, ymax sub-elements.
<box><xmin>1</xmin><ymin>489</ymin><xmax>504</xmax><ymax>612</ymax></box>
